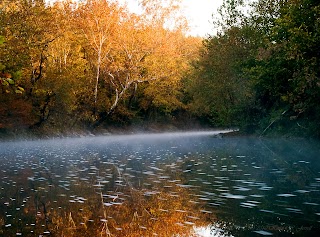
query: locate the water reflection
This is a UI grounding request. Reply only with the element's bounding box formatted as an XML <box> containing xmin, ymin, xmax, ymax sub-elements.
<box><xmin>0</xmin><ymin>132</ymin><xmax>319</xmax><ymax>236</ymax></box>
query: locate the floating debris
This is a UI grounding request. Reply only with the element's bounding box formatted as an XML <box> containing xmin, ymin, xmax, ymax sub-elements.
<box><xmin>200</xmin><ymin>210</ymin><xmax>213</xmax><ymax>214</ymax></box>
<box><xmin>303</xmin><ymin>202</ymin><xmax>319</xmax><ymax>206</ymax></box>
<box><xmin>260</xmin><ymin>209</ymin><xmax>275</xmax><ymax>214</ymax></box>
<box><xmin>277</xmin><ymin>194</ymin><xmax>296</xmax><ymax>197</ymax></box>
<box><xmin>259</xmin><ymin>186</ymin><xmax>273</xmax><ymax>191</ymax></box>
<box><xmin>253</xmin><ymin>230</ymin><xmax>273</xmax><ymax>235</ymax></box>
<box><xmin>184</xmin><ymin>221</ymin><xmax>195</xmax><ymax>225</ymax></box>
<box><xmin>285</xmin><ymin>208</ymin><xmax>303</xmax><ymax>214</ymax></box>
<box><xmin>240</xmin><ymin>201</ymin><xmax>258</xmax><ymax>208</ymax></box>
<box><xmin>221</xmin><ymin>193</ymin><xmax>246</xmax><ymax>200</ymax></box>
<box><xmin>0</xmin><ymin>132</ymin><xmax>319</xmax><ymax>236</ymax></box>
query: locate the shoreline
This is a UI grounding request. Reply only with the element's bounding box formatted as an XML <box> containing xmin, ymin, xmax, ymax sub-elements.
<box><xmin>0</xmin><ymin>126</ymin><xmax>239</xmax><ymax>142</ymax></box>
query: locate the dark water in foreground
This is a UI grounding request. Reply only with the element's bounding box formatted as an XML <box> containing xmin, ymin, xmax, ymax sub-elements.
<box><xmin>0</xmin><ymin>131</ymin><xmax>320</xmax><ymax>236</ymax></box>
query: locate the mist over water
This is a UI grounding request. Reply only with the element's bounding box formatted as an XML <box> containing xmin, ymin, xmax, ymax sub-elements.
<box><xmin>0</xmin><ymin>131</ymin><xmax>319</xmax><ymax>236</ymax></box>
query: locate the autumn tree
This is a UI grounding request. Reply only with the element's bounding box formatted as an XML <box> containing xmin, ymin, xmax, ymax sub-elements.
<box><xmin>0</xmin><ymin>0</ymin><xmax>201</xmax><ymax>134</ymax></box>
<box><xmin>0</xmin><ymin>0</ymin><xmax>58</xmax><ymax>129</ymax></box>
<box><xmin>127</xmin><ymin>0</ymin><xmax>200</xmax><ymax>122</ymax></box>
<box><xmin>73</xmin><ymin>0</ymin><xmax>123</xmax><ymax>119</ymax></box>
<box><xmin>71</xmin><ymin>0</ymin><xmax>199</xmax><ymax>128</ymax></box>
<box><xmin>1</xmin><ymin>0</ymin><xmax>88</xmax><ymax>131</ymax></box>
<box><xmin>36</xmin><ymin>1</ymin><xmax>90</xmax><ymax>130</ymax></box>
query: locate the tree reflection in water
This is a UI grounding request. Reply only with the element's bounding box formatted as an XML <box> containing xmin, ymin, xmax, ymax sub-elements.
<box><xmin>2</xmin><ymin>134</ymin><xmax>320</xmax><ymax>236</ymax></box>
<box><xmin>0</xmin><ymin>151</ymin><xmax>214</xmax><ymax>237</ymax></box>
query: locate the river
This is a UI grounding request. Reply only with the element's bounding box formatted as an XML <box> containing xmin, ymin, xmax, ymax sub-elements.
<box><xmin>0</xmin><ymin>131</ymin><xmax>319</xmax><ymax>236</ymax></box>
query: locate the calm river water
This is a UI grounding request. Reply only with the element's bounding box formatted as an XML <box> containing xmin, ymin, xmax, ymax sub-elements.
<box><xmin>0</xmin><ymin>131</ymin><xmax>319</xmax><ymax>236</ymax></box>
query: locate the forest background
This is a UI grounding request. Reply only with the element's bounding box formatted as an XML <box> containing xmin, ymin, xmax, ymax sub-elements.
<box><xmin>0</xmin><ymin>0</ymin><xmax>319</xmax><ymax>138</ymax></box>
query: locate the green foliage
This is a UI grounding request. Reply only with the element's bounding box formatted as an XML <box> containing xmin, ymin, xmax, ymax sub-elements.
<box><xmin>0</xmin><ymin>34</ymin><xmax>24</xmax><ymax>94</ymax></box>
<box><xmin>249</xmin><ymin>0</ymin><xmax>320</xmax><ymax>136</ymax></box>
<box><xmin>0</xmin><ymin>35</ymin><xmax>4</xmax><ymax>45</ymax></box>
<box><xmin>185</xmin><ymin>0</ymin><xmax>320</xmax><ymax>137</ymax></box>
<box><xmin>185</xmin><ymin>23</ymin><xmax>262</xmax><ymax>127</ymax></box>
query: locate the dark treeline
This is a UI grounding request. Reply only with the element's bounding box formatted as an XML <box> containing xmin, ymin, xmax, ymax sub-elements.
<box><xmin>1</xmin><ymin>0</ymin><xmax>319</xmax><ymax>138</ymax></box>
<box><xmin>185</xmin><ymin>0</ymin><xmax>320</xmax><ymax>138</ymax></box>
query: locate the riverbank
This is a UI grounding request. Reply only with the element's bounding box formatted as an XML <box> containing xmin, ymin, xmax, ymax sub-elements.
<box><xmin>0</xmin><ymin>121</ymin><xmax>221</xmax><ymax>141</ymax></box>
<box><xmin>2</xmin><ymin>120</ymin><xmax>315</xmax><ymax>142</ymax></box>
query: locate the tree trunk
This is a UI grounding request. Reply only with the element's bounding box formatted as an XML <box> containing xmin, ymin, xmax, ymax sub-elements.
<box><xmin>93</xmin><ymin>51</ymin><xmax>101</xmax><ymax>116</ymax></box>
<box><xmin>91</xmin><ymin>82</ymin><xmax>131</xmax><ymax>129</ymax></box>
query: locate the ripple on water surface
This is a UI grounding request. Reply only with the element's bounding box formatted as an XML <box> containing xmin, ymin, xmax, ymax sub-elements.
<box><xmin>0</xmin><ymin>132</ymin><xmax>319</xmax><ymax>236</ymax></box>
